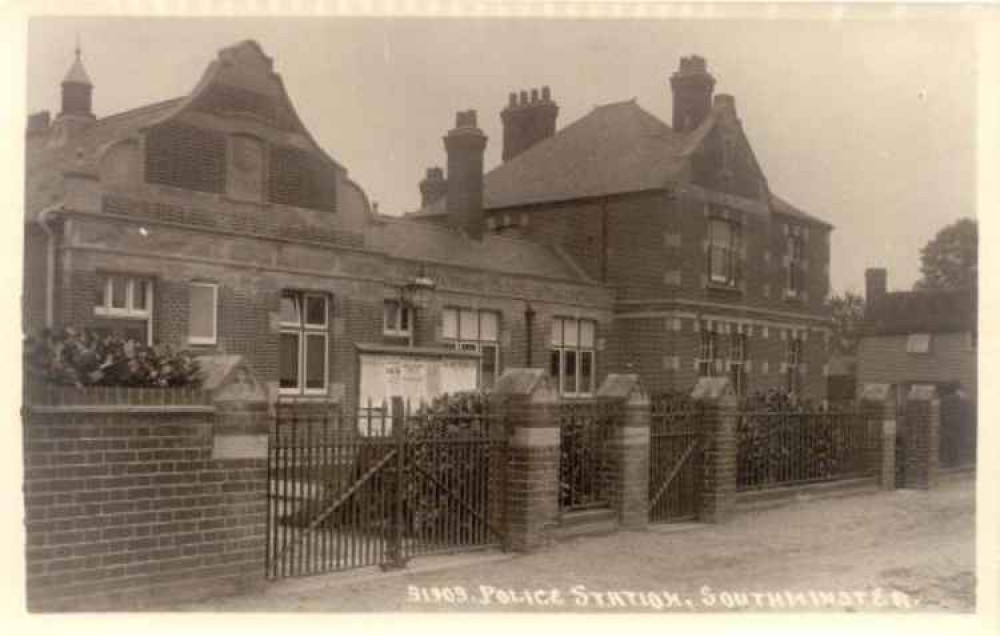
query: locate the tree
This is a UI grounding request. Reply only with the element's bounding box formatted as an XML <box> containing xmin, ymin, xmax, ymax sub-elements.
<box><xmin>914</xmin><ymin>218</ymin><xmax>977</xmax><ymax>291</ymax></box>
<box><xmin>826</xmin><ymin>291</ymin><xmax>866</xmax><ymax>355</ymax></box>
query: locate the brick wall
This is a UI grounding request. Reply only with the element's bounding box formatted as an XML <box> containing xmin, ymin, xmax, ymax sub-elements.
<box><xmin>22</xmin><ymin>224</ymin><xmax>48</xmax><ymax>330</ymax></box>
<box><xmin>22</xmin><ymin>397</ymin><xmax>266</xmax><ymax>611</ymax></box>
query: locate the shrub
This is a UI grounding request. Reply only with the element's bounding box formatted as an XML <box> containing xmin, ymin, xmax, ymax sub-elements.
<box><xmin>23</xmin><ymin>327</ymin><xmax>203</xmax><ymax>388</ymax></box>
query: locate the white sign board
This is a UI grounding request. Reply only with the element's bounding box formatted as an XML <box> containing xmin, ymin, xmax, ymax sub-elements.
<box><xmin>358</xmin><ymin>354</ymin><xmax>479</xmax><ymax>435</ymax></box>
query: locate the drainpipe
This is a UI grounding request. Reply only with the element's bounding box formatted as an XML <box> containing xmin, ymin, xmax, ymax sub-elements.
<box><xmin>524</xmin><ymin>302</ymin><xmax>536</xmax><ymax>367</ymax></box>
<box><xmin>35</xmin><ymin>204</ymin><xmax>64</xmax><ymax>330</ymax></box>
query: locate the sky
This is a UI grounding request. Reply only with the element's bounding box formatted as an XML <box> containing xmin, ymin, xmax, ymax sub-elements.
<box><xmin>23</xmin><ymin>14</ymin><xmax>979</xmax><ymax>294</ymax></box>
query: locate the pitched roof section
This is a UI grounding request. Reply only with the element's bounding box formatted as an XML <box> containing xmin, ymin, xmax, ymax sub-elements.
<box><xmin>408</xmin><ymin>99</ymin><xmax>830</xmax><ymax>228</ymax></box>
<box><xmin>482</xmin><ymin>100</ymin><xmax>688</xmax><ymax>210</ymax></box>
<box><xmin>864</xmin><ymin>289</ymin><xmax>977</xmax><ymax>336</ymax></box>
<box><xmin>367</xmin><ymin>216</ymin><xmax>592</xmax><ymax>282</ymax></box>
<box><xmin>25</xmin><ymin>98</ymin><xmax>184</xmax><ymax>222</ymax></box>
<box><xmin>770</xmin><ymin>193</ymin><xmax>832</xmax><ymax>228</ymax></box>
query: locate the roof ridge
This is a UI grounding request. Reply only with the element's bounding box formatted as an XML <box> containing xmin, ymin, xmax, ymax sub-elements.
<box><xmin>96</xmin><ymin>97</ymin><xmax>184</xmax><ymax>125</ymax></box>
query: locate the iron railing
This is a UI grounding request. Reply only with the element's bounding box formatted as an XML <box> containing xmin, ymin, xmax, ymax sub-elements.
<box><xmin>267</xmin><ymin>397</ymin><xmax>507</xmax><ymax>579</ymax></box>
<box><xmin>649</xmin><ymin>394</ymin><xmax>702</xmax><ymax>523</ymax></box>
<box><xmin>558</xmin><ymin>400</ymin><xmax>617</xmax><ymax>512</ymax></box>
<box><xmin>736</xmin><ymin>404</ymin><xmax>878</xmax><ymax>491</ymax></box>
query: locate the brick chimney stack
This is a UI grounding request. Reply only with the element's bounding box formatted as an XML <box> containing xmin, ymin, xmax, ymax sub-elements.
<box><xmin>444</xmin><ymin>110</ymin><xmax>488</xmax><ymax>240</ymax></box>
<box><xmin>500</xmin><ymin>86</ymin><xmax>558</xmax><ymax>162</ymax></box>
<box><xmin>418</xmin><ymin>166</ymin><xmax>447</xmax><ymax>207</ymax></box>
<box><xmin>670</xmin><ymin>55</ymin><xmax>715</xmax><ymax>133</ymax></box>
<box><xmin>865</xmin><ymin>268</ymin><xmax>888</xmax><ymax>306</ymax></box>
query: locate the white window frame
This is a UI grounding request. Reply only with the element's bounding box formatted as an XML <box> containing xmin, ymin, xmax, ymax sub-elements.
<box><xmin>728</xmin><ymin>331</ymin><xmax>749</xmax><ymax>395</ymax></box>
<box><xmin>708</xmin><ymin>217</ymin><xmax>740</xmax><ymax>287</ymax></box>
<box><xmin>187</xmin><ymin>281</ymin><xmax>218</xmax><ymax>346</ymax></box>
<box><xmin>279</xmin><ymin>291</ymin><xmax>329</xmax><ymax>396</ymax></box>
<box><xmin>697</xmin><ymin>322</ymin><xmax>720</xmax><ymax>378</ymax></box>
<box><xmin>441</xmin><ymin>307</ymin><xmax>501</xmax><ymax>388</ymax></box>
<box><xmin>786</xmin><ymin>335</ymin><xmax>804</xmax><ymax>393</ymax></box>
<box><xmin>786</xmin><ymin>228</ymin><xmax>806</xmax><ymax>298</ymax></box>
<box><xmin>382</xmin><ymin>299</ymin><xmax>413</xmax><ymax>338</ymax></box>
<box><xmin>550</xmin><ymin>317</ymin><xmax>596</xmax><ymax>397</ymax></box>
<box><xmin>93</xmin><ymin>273</ymin><xmax>154</xmax><ymax>345</ymax></box>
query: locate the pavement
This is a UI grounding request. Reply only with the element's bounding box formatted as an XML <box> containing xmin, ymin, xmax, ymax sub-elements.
<box><xmin>175</xmin><ymin>476</ymin><xmax>976</xmax><ymax>613</ymax></box>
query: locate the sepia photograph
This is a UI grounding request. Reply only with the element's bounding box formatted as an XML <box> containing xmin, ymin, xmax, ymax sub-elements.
<box><xmin>7</xmin><ymin>3</ymin><xmax>996</xmax><ymax>629</ymax></box>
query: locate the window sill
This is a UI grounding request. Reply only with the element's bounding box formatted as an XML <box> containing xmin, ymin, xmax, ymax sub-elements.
<box><xmin>705</xmin><ymin>282</ymin><xmax>742</xmax><ymax>294</ymax></box>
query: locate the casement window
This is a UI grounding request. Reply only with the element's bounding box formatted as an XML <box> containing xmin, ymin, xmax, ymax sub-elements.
<box><xmin>549</xmin><ymin>317</ymin><xmax>596</xmax><ymax>397</ymax></box>
<box><xmin>697</xmin><ymin>322</ymin><xmax>722</xmax><ymax>378</ymax></box>
<box><xmin>906</xmin><ymin>333</ymin><xmax>931</xmax><ymax>354</ymax></box>
<box><xmin>728</xmin><ymin>331</ymin><xmax>748</xmax><ymax>396</ymax></box>
<box><xmin>787</xmin><ymin>228</ymin><xmax>806</xmax><ymax>297</ymax></box>
<box><xmin>785</xmin><ymin>335</ymin><xmax>804</xmax><ymax>394</ymax></box>
<box><xmin>708</xmin><ymin>218</ymin><xmax>741</xmax><ymax>287</ymax></box>
<box><xmin>187</xmin><ymin>282</ymin><xmax>218</xmax><ymax>346</ymax></box>
<box><xmin>442</xmin><ymin>308</ymin><xmax>501</xmax><ymax>389</ymax></box>
<box><xmin>279</xmin><ymin>291</ymin><xmax>329</xmax><ymax>395</ymax></box>
<box><xmin>383</xmin><ymin>299</ymin><xmax>413</xmax><ymax>338</ymax></box>
<box><xmin>94</xmin><ymin>273</ymin><xmax>154</xmax><ymax>344</ymax></box>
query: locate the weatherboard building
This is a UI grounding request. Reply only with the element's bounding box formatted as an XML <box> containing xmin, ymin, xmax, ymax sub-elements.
<box><xmin>23</xmin><ymin>40</ymin><xmax>833</xmax><ymax>410</ymax></box>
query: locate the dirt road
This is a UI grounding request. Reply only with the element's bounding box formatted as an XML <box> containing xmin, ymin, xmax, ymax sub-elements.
<box><xmin>179</xmin><ymin>476</ymin><xmax>975</xmax><ymax>613</ymax></box>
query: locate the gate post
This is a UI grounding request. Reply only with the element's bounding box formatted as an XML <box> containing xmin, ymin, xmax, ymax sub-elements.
<box><xmin>492</xmin><ymin>369</ymin><xmax>561</xmax><ymax>552</ymax></box>
<box><xmin>597</xmin><ymin>374</ymin><xmax>650</xmax><ymax>529</ymax></box>
<box><xmin>860</xmin><ymin>383</ymin><xmax>896</xmax><ymax>490</ymax></box>
<box><xmin>903</xmin><ymin>385</ymin><xmax>941</xmax><ymax>490</ymax></box>
<box><xmin>693</xmin><ymin>377</ymin><xmax>737</xmax><ymax>523</ymax></box>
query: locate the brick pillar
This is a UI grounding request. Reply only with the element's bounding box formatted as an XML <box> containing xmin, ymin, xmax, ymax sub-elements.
<box><xmin>860</xmin><ymin>383</ymin><xmax>896</xmax><ymax>490</ymax></box>
<box><xmin>597</xmin><ymin>374</ymin><xmax>650</xmax><ymax>529</ymax></box>
<box><xmin>492</xmin><ymin>368</ymin><xmax>561</xmax><ymax>551</ymax></box>
<box><xmin>903</xmin><ymin>385</ymin><xmax>941</xmax><ymax>490</ymax></box>
<box><xmin>693</xmin><ymin>377</ymin><xmax>738</xmax><ymax>523</ymax></box>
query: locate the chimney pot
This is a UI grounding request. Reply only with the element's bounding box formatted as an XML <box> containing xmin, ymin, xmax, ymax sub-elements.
<box><xmin>500</xmin><ymin>86</ymin><xmax>559</xmax><ymax>162</ymax></box>
<box><xmin>26</xmin><ymin>110</ymin><xmax>51</xmax><ymax>135</ymax></box>
<box><xmin>530</xmin><ymin>88</ymin><xmax>539</xmax><ymax>103</ymax></box>
<box><xmin>519</xmin><ymin>90</ymin><xmax>528</xmax><ymax>105</ymax></box>
<box><xmin>542</xmin><ymin>86</ymin><xmax>551</xmax><ymax>101</ymax></box>
<box><xmin>509</xmin><ymin>92</ymin><xmax>517</xmax><ymax>107</ymax></box>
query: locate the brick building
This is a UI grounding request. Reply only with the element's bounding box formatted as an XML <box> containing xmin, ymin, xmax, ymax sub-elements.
<box><xmin>857</xmin><ymin>268</ymin><xmax>977</xmax><ymax>404</ymax></box>
<box><xmin>409</xmin><ymin>55</ymin><xmax>834</xmax><ymax>397</ymax></box>
<box><xmin>24</xmin><ymin>41</ymin><xmax>832</xmax><ymax>408</ymax></box>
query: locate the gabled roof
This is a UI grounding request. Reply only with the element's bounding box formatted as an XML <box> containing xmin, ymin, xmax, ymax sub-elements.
<box><xmin>367</xmin><ymin>215</ymin><xmax>593</xmax><ymax>282</ymax></box>
<box><xmin>863</xmin><ymin>288</ymin><xmax>976</xmax><ymax>336</ymax></box>
<box><xmin>770</xmin><ymin>193</ymin><xmax>832</xmax><ymax>228</ymax></box>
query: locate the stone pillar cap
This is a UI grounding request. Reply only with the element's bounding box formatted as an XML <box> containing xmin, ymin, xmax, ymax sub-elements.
<box><xmin>195</xmin><ymin>354</ymin><xmax>268</xmax><ymax>404</ymax></box>
<box><xmin>859</xmin><ymin>383</ymin><xmax>892</xmax><ymax>402</ymax></box>
<box><xmin>492</xmin><ymin>368</ymin><xmax>558</xmax><ymax>401</ymax></box>
<box><xmin>596</xmin><ymin>373</ymin><xmax>648</xmax><ymax>402</ymax></box>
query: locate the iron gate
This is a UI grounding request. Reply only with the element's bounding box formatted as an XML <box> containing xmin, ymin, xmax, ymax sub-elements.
<box><xmin>558</xmin><ymin>401</ymin><xmax>617</xmax><ymax>511</ymax></box>
<box><xmin>266</xmin><ymin>398</ymin><xmax>508</xmax><ymax>579</ymax></box>
<box><xmin>649</xmin><ymin>394</ymin><xmax>702</xmax><ymax>523</ymax></box>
